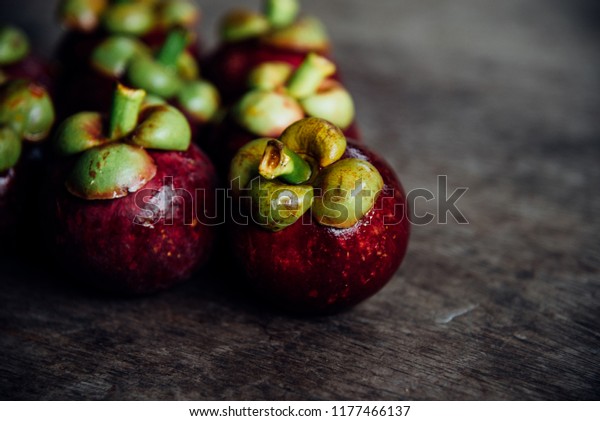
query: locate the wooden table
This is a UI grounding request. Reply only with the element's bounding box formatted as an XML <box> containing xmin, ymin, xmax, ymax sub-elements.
<box><xmin>1</xmin><ymin>0</ymin><xmax>599</xmax><ymax>399</ymax></box>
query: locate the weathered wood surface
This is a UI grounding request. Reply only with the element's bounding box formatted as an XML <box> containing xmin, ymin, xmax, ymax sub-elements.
<box><xmin>1</xmin><ymin>0</ymin><xmax>599</xmax><ymax>400</ymax></box>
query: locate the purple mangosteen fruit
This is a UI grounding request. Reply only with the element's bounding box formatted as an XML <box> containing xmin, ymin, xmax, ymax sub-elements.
<box><xmin>228</xmin><ymin>117</ymin><xmax>410</xmax><ymax>313</ymax></box>
<box><xmin>49</xmin><ymin>84</ymin><xmax>217</xmax><ymax>294</ymax></box>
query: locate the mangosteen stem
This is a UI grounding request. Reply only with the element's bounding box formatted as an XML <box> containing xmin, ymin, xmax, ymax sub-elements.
<box><xmin>265</xmin><ymin>0</ymin><xmax>300</xmax><ymax>29</ymax></box>
<box><xmin>286</xmin><ymin>53</ymin><xmax>336</xmax><ymax>99</ymax></box>
<box><xmin>258</xmin><ymin>139</ymin><xmax>312</xmax><ymax>185</ymax></box>
<box><xmin>156</xmin><ymin>27</ymin><xmax>188</xmax><ymax>68</ymax></box>
<box><xmin>109</xmin><ymin>84</ymin><xmax>145</xmax><ymax>140</ymax></box>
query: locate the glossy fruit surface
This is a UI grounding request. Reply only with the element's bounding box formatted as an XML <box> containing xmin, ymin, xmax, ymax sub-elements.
<box><xmin>229</xmin><ymin>142</ymin><xmax>410</xmax><ymax>313</ymax></box>
<box><xmin>50</xmin><ymin>143</ymin><xmax>217</xmax><ymax>294</ymax></box>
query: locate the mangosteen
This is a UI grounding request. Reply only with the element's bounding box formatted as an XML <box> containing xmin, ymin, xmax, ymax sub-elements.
<box><xmin>204</xmin><ymin>0</ymin><xmax>336</xmax><ymax>103</ymax></box>
<box><xmin>209</xmin><ymin>53</ymin><xmax>358</xmax><ymax>175</ymax></box>
<box><xmin>227</xmin><ymin>117</ymin><xmax>410</xmax><ymax>313</ymax></box>
<box><xmin>49</xmin><ymin>84</ymin><xmax>217</xmax><ymax>294</ymax></box>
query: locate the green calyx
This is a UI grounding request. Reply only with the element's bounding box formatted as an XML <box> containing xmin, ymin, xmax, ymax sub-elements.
<box><xmin>59</xmin><ymin>0</ymin><xmax>108</xmax><ymax>32</ymax></box>
<box><xmin>237</xmin><ymin>53</ymin><xmax>354</xmax><ymax>135</ymax></box>
<box><xmin>228</xmin><ymin>137</ymin><xmax>313</xmax><ymax>231</ymax></box>
<box><xmin>229</xmin><ymin>117</ymin><xmax>383</xmax><ymax>231</ymax></box>
<box><xmin>0</xmin><ymin>80</ymin><xmax>55</xmax><ymax>142</ymax></box>
<box><xmin>176</xmin><ymin>80</ymin><xmax>220</xmax><ymax>123</ymax></box>
<box><xmin>91</xmin><ymin>35</ymin><xmax>150</xmax><ymax>77</ymax></box>
<box><xmin>219</xmin><ymin>1</ymin><xmax>328</xmax><ymax>51</ymax></box>
<box><xmin>261</xmin><ymin>17</ymin><xmax>330</xmax><ymax>52</ymax></box>
<box><xmin>126</xmin><ymin>49</ymin><xmax>182</xmax><ymax>98</ymax></box>
<box><xmin>66</xmin><ymin>142</ymin><xmax>157</xmax><ymax>200</ymax></box>
<box><xmin>0</xmin><ymin>26</ymin><xmax>30</xmax><ymax>66</ymax></box>
<box><xmin>234</xmin><ymin>90</ymin><xmax>304</xmax><ymax>137</ymax></box>
<box><xmin>55</xmin><ymin>84</ymin><xmax>192</xmax><ymax>200</ymax></box>
<box><xmin>264</xmin><ymin>0</ymin><xmax>300</xmax><ymax>29</ymax></box>
<box><xmin>279</xmin><ymin>117</ymin><xmax>346</xmax><ymax>167</ymax></box>
<box><xmin>300</xmin><ymin>79</ymin><xmax>355</xmax><ymax>130</ymax></box>
<box><xmin>0</xmin><ymin>126</ymin><xmax>22</xmax><ymax>172</ymax></box>
<box><xmin>312</xmin><ymin>158</ymin><xmax>384</xmax><ymax>229</ymax></box>
<box><xmin>54</xmin><ymin>112</ymin><xmax>109</xmax><ymax>156</ymax></box>
<box><xmin>248</xmin><ymin>62</ymin><xmax>293</xmax><ymax>91</ymax></box>
<box><xmin>130</xmin><ymin>103</ymin><xmax>190</xmax><ymax>150</ymax></box>
<box><xmin>249</xmin><ymin>178</ymin><xmax>314</xmax><ymax>232</ymax></box>
<box><xmin>177</xmin><ymin>50</ymin><xmax>199</xmax><ymax>80</ymax></box>
<box><xmin>220</xmin><ymin>9</ymin><xmax>270</xmax><ymax>42</ymax></box>
<box><xmin>60</xmin><ymin>0</ymin><xmax>199</xmax><ymax>33</ymax></box>
<box><xmin>90</xmin><ymin>27</ymin><xmax>221</xmax><ymax>123</ymax></box>
<box><xmin>156</xmin><ymin>0</ymin><xmax>201</xmax><ymax>29</ymax></box>
<box><xmin>102</xmin><ymin>2</ymin><xmax>155</xmax><ymax>36</ymax></box>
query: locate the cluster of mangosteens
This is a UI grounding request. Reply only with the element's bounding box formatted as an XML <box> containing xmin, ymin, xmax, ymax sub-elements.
<box><xmin>0</xmin><ymin>0</ymin><xmax>410</xmax><ymax>314</ymax></box>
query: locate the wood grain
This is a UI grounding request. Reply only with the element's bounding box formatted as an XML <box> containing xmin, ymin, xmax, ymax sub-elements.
<box><xmin>1</xmin><ymin>0</ymin><xmax>599</xmax><ymax>400</ymax></box>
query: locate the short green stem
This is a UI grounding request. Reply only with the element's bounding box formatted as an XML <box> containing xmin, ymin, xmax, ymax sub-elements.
<box><xmin>259</xmin><ymin>139</ymin><xmax>312</xmax><ymax>185</ymax></box>
<box><xmin>265</xmin><ymin>0</ymin><xmax>300</xmax><ymax>29</ymax></box>
<box><xmin>109</xmin><ymin>84</ymin><xmax>145</xmax><ymax>140</ymax></box>
<box><xmin>156</xmin><ymin>27</ymin><xmax>188</xmax><ymax>67</ymax></box>
<box><xmin>286</xmin><ymin>53</ymin><xmax>336</xmax><ymax>99</ymax></box>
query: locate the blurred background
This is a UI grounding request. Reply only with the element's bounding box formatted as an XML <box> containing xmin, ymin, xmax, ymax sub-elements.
<box><xmin>1</xmin><ymin>0</ymin><xmax>599</xmax><ymax>399</ymax></box>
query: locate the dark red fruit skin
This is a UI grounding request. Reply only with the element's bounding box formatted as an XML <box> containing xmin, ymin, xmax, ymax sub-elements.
<box><xmin>206</xmin><ymin>114</ymin><xmax>360</xmax><ymax>180</ymax></box>
<box><xmin>203</xmin><ymin>40</ymin><xmax>332</xmax><ymax>104</ymax></box>
<box><xmin>229</xmin><ymin>142</ymin><xmax>411</xmax><ymax>314</ymax></box>
<box><xmin>49</xmin><ymin>144</ymin><xmax>218</xmax><ymax>295</ymax></box>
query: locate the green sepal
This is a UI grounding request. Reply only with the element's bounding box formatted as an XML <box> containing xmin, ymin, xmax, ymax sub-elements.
<box><xmin>248</xmin><ymin>176</ymin><xmax>314</xmax><ymax>232</ymax></box>
<box><xmin>0</xmin><ymin>25</ymin><xmax>30</xmax><ymax>65</ymax></box>
<box><xmin>156</xmin><ymin>0</ymin><xmax>200</xmax><ymax>29</ymax></box>
<box><xmin>220</xmin><ymin>9</ymin><xmax>270</xmax><ymax>42</ymax></box>
<box><xmin>54</xmin><ymin>112</ymin><xmax>110</xmax><ymax>156</ymax></box>
<box><xmin>65</xmin><ymin>143</ymin><xmax>157</xmax><ymax>200</ymax></box>
<box><xmin>0</xmin><ymin>126</ymin><xmax>22</xmax><ymax>172</ymax></box>
<box><xmin>176</xmin><ymin>80</ymin><xmax>220</xmax><ymax>123</ymax></box>
<box><xmin>177</xmin><ymin>50</ymin><xmax>200</xmax><ymax>81</ymax></box>
<box><xmin>261</xmin><ymin>17</ymin><xmax>330</xmax><ymax>52</ymax></box>
<box><xmin>126</xmin><ymin>55</ymin><xmax>182</xmax><ymax>98</ymax></box>
<box><xmin>279</xmin><ymin>117</ymin><xmax>346</xmax><ymax>167</ymax></box>
<box><xmin>0</xmin><ymin>80</ymin><xmax>55</xmax><ymax>142</ymax></box>
<box><xmin>312</xmin><ymin>158</ymin><xmax>384</xmax><ymax>228</ymax></box>
<box><xmin>228</xmin><ymin>137</ymin><xmax>272</xmax><ymax>198</ymax></box>
<box><xmin>129</xmin><ymin>104</ymin><xmax>191</xmax><ymax>151</ymax></box>
<box><xmin>247</xmin><ymin>62</ymin><xmax>293</xmax><ymax>91</ymax></box>
<box><xmin>300</xmin><ymin>80</ymin><xmax>355</xmax><ymax>130</ymax></box>
<box><xmin>91</xmin><ymin>35</ymin><xmax>150</xmax><ymax>77</ymax></box>
<box><xmin>264</xmin><ymin>0</ymin><xmax>300</xmax><ymax>29</ymax></box>
<box><xmin>234</xmin><ymin>90</ymin><xmax>304</xmax><ymax>137</ymax></box>
<box><xmin>102</xmin><ymin>2</ymin><xmax>155</xmax><ymax>36</ymax></box>
<box><xmin>58</xmin><ymin>0</ymin><xmax>107</xmax><ymax>32</ymax></box>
